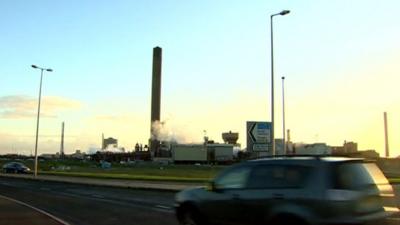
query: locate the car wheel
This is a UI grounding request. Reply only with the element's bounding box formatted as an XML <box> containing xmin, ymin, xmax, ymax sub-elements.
<box><xmin>179</xmin><ymin>208</ymin><xmax>203</xmax><ymax>225</ymax></box>
<box><xmin>270</xmin><ymin>215</ymin><xmax>308</xmax><ymax>225</ymax></box>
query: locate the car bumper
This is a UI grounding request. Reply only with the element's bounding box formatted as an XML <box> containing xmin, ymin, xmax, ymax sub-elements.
<box><xmin>320</xmin><ymin>207</ymin><xmax>400</xmax><ymax>225</ymax></box>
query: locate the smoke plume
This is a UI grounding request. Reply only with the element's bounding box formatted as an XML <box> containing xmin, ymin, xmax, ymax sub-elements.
<box><xmin>151</xmin><ymin>120</ymin><xmax>200</xmax><ymax>144</ymax></box>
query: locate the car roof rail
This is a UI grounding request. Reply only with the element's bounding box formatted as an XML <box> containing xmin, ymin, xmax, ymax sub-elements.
<box><xmin>249</xmin><ymin>154</ymin><xmax>332</xmax><ymax>161</ymax></box>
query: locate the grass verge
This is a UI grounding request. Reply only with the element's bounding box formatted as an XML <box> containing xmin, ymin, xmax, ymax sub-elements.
<box><xmin>39</xmin><ymin>171</ymin><xmax>212</xmax><ymax>183</ymax></box>
<box><xmin>388</xmin><ymin>178</ymin><xmax>400</xmax><ymax>184</ymax></box>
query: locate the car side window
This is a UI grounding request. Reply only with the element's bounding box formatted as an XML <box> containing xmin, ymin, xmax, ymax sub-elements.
<box><xmin>247</xmin><ymin>165</ymin><xmax>311</xmax><ymax>189</ymax></box>
<box><xmin>215</xmin><ymin>166</ymin><xmax>251</xmax><ymax>190</ymax></box>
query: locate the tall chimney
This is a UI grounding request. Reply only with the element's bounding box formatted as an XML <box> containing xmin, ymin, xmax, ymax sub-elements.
<box><xmin>102</xmin><ymin>133</ymin><xmax>105</xmax><ymax>150</ymax></box>
<box><xmin>60</xmin><ymin>122</ymin><xmax>65</xmax><ymax>158</ymax></box>
<box><xmin>150</xmin><ymin>47</ymin><xmax>162</xmax><ymax>154</ymax></box>
<box><xmin>287</xmin><ymin>129</ymin><xmax>291</xmax><ymax>154</ymax></box>
<box><xmin>384</xmin><ymin>112</ymin><xmax>389</xmax><ymax>157</ymax></box>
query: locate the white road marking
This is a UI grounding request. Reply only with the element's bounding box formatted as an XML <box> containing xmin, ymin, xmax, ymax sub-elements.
<box><xmin>155</xmin><ymin>204</ymin><xmax>172</xmax><ymax>210</ymax></box>
<box><xmin>0</xmin><ymin>194</ymin><xmax>71</xmax><ymax>225</ymax></box>
<box><xmin>91</xmin><ymin>194</ymin><xmax>104</xmax><ymax>199</ymax></box>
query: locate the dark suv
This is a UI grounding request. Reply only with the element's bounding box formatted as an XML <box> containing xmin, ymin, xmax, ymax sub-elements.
<box><xmin>2</xmin><ymin>162</ymin><xmax>31</xmax><ymax>174</ymax></box>
<box><xmin>175</xmin><ymin>157</ymin><xmax>399</xmax><ymax>225</ymax></box>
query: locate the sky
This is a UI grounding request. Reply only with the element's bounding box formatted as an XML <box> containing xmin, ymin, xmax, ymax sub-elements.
<box><xmin>1</xmin><ymin>0</ymin><xmax>399</xmax><ymax>157</ymax></box>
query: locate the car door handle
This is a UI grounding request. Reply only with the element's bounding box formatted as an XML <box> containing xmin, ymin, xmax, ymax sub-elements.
<box><xmin>232</xmin><ymin>194</ymin><xmax>241</xmax><ymax>200</ymax></box>
<box><xmin>273</xmin><ymin>194</ymin><xmax>284</xmax><ymax>199</ymax></box>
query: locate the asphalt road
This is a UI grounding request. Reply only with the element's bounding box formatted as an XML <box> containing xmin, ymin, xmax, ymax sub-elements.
<box><xmin>0</xmin><ymin>178</ymin><xmax>178</xmax><ymax>225</ymax></box>
<box><xmin>0</xmin><ymin>178</ymin><xmax>399</xmax><ymax>225</ymax></box>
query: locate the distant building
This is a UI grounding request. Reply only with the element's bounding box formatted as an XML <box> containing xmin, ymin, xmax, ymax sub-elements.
<box><xmin>70</xmin><ymin>150</ymin><xmax>85</xmax><ymax>159</ymax></box>
<box><xmin>293</xmin><ymin>143</ymin><xmax>331</xmax><ymax>155</ymax></box>
<box><xmin>102</xmin><ymin>137</ymin><xmax>118</xmax><ymax>149</ymax></box>
<box><xmin>222</xmin><ymin>131</ymin><xmax>239</xmax><ymax>145</ymax></box>
<box><xmin>40</xmin><ymin>153</ymin><xmax>56</xmax><ymax>159</ymax></box>
<box><xmin>331</xmin><ymin>141</ymin><xmax>358</xmax><ymax>155</ymax></box>
<box><xmin>331</xmin><ymin>146</ymin><xmax>345</xmax><ymax>155</ymax></box>
<box><xmin>347</xmin><ymin>150</ymin><xmax>379</xmax><ymax>159</ymax></box>
<box><xmin>344</xmin><ymin>141</ymin><xmax>358</xmax><ymax>153</ymax></box>
<box><xmin>171</xmin><ymin>143</ymin><xmax>233</xmax><ymax>163</ymax></box>
<box><xmin>275</xmin><ymin>139</ymin><xmax>288</xmax><ymax>155</ymax></box>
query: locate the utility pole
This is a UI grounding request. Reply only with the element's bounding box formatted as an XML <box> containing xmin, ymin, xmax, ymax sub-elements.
<box><xmin>384</xmin><ymin>112</ymin><xmax>389</xmax><ymax>157</ymax></box>
<box><xmin>270</xmin><ymin>10</ymin><xmax>290</xmax><ymax>156</ymax></box>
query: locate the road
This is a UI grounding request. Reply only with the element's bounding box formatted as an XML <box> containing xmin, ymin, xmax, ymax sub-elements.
<box><xmin>0</xmin><ymin>177</ymin><xmax>399</xmax><ymax>225</ymax></box>
<box><xmin>0</xmin><ymin>178</ymin><xmax>178</xmax><ymax>225</ymax></box>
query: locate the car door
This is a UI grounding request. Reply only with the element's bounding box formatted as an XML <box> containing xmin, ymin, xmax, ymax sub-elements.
<box><xmin>240</xmin><ymin>164</ymin><xmax>315</xmax><ymax>224</ymax></box>
<box><xmin>200</xmin><ymin>165</ymin><xmax>251</xmax><ymax>225</ymax></box>
<box><xmin>10</xmin><ymin>163</ymin><xmax>18</xmax><ymax>173</ymax></box>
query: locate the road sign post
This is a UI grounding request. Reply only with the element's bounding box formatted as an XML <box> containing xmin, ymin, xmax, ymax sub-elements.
<box><xmin>247</xmin><ymin>121</ymin><xmax>272</xmax><ymax>157</ymax></box>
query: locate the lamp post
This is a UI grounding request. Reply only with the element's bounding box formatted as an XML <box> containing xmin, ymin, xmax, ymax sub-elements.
<box><xmin>270</xmin><ymin>10</ymin><xmax>290</xmax><ymax>156</ymax></box>
<box><xmin>31</xmin><ymin>64</ymin><xmax>53</xmax><ymax>177</ymax></box>
<box><xmin>282</xmin><ymin>76</ymin><xmax>286</xmax><ymax>155</ymax></box>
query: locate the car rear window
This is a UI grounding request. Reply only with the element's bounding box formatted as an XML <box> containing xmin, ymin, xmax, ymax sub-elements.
<box><xmin>333</xmin><ymin>162</ymin><xmax>388</xmax><ymax>190</ymax></box>
<box><xmin>246</xmin><ymin>165</ymin><xmax>312</xmax><ymax>189</ymax></box>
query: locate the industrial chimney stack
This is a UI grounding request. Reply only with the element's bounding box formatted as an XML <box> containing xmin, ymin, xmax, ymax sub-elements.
<box><xmin>150</xmin><ymin>47</ymin><xmax>162</xmax><ymax>155</ymax></box>
<box><xmin>60</xmin><ymin>121</ymin><xmax>65</xmax><ymax>158</ymax></box>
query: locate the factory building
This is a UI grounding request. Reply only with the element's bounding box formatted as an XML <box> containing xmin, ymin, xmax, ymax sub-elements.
<box><xmin>293</xmin><ymin>143</ymin><xmax>331</xmax><ymax>155</ymax></box>
<box><xmin>171</xmin><ymin>143</ymin><xmax>233</xmax><ymax>164</ymax></box>
<box><xmin>102</xmin><ymin>136</ymin><xmax>118</xmax><ymax>150</ymax></box>
<box><xmin>222</xmin><ymin>131</ymin><xmax>239</xmax><ymax>145</ymax></box>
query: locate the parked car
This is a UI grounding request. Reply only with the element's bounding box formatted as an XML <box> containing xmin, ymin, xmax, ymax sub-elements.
<box><xmin>2</xmin><ymin>162</ymin><xmax>31</xmax><ymax>174</ymax></box>
<box><xmin>175</xmin><ymin>156</ymin><xmax>399</xmax><ymax>225</ymax></box>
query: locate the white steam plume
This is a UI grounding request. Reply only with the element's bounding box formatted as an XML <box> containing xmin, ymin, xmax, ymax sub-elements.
<box><xmin>151</xmin><ymin>120</ymin><xmax>201</xmax><ymax>144</ymax></box>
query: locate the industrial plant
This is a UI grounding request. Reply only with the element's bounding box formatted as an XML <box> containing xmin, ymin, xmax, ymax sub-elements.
<box><xmin>32</xmin><ymin>47</ymin><xmax>397</xmax><ymax>166</ymax></box>
<box><xmin>86</xmin><ymin>47</ymin><xmax>237</xmax><ymax>164</ymax></box>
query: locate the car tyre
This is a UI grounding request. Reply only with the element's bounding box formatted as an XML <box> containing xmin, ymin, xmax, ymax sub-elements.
<box><xmin>270</xmin><ymin>216</ymin><xmax>308</xmax><ymax>225</ymax></box>
<box><xmin>179</xmin><ymin>208</ymin><xmax>204</xmax><ymax>225</ymax></box>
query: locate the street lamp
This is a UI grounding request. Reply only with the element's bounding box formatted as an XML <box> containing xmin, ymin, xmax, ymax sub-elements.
<box><xmin>282</xmin><ymin>76</ymin><xmax>286</xmax><ymax>155</ymax></box>
<box><xmin>270</xmin><ymin>10</ymin><xmax>290</xmax><ymax>156</ymax></box>
<box><xmin>31</xmin><ymin>64</ymin><xmax>53</xmax><ymax>177</ymax></box>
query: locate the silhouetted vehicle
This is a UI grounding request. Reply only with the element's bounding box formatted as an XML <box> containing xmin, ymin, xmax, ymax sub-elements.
<box><xmin>2</xmin><ymin>162</ymin><xmax>31</xmax><ymax>174</ymax></box>
<box><xmin>175</xmin><ymin>156</ymin><xmax>399</xmax><ymax>225</ymax></box>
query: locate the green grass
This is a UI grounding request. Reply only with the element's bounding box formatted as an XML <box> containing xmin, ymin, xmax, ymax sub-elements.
<box><xmin>0</xmin><ymin>159</ymin><xmax>224</xmax><ymax>183</ymax></box>
<box><xmin>389</xmin><ymin>178</ymin><xmax>400</xmax><ymax>184</ymax></box>
<box><xmin>2</xmin><ymin>159</ymin><xmax>399</xmax><ymax>184</ymax></box>
<box><xmin>40</xmin><ymin>171</ymin><xmax>212</xmax><ymax>183</ymax></box>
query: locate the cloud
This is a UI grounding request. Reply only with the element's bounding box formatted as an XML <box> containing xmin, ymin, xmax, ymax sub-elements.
<box><xmin>0</xmin><ymin>95</ymin><xmax>81</xmax><ymax>119</ymax></box>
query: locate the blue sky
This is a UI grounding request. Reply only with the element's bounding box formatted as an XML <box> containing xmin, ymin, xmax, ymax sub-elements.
<box><xmin>1</xmin><ymin>1</ymin><xmax>399</xmax><ymax>157</ymax></box>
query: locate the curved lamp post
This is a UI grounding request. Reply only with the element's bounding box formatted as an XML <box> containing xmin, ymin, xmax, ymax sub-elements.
<box><xmin>31</xmin><ymin>64</ymin><xmax>53</xmax><ymax>177</ymax></box>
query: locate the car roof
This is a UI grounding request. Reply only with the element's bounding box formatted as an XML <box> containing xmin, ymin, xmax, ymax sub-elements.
<box><xmin>248</xmin><ymin>156</ymin><xmax>364</xmax><ymax>163</ymax></box>
<box><xmin>5</xmin><ymin>162</ymin><xmax>24</xmax><ymax>165</ymax></box>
